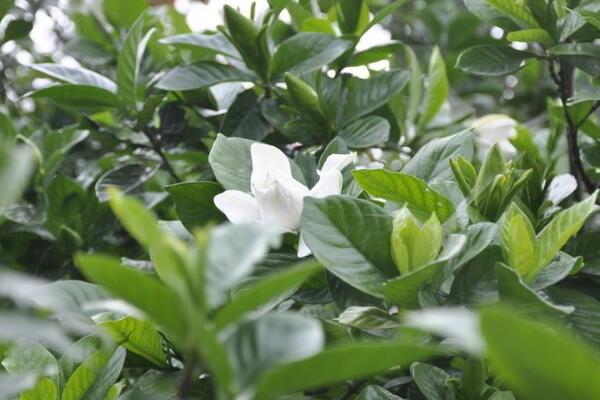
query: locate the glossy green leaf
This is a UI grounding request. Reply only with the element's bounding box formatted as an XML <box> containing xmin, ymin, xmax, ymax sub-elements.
<box><xmin>301</xmin><ymin>195</ymin><xmax>396</xmax><ymax>297</ymax></box>
<box><xmin>342</xmin><ymin>69</ymin><xmax>410</xmax><ymax>123</ymax></box>
<box><xmin>29</xmin><ymin>84</ymin><xmax>123</xmax><ymax>109</ymax></box>
<box><xmin>102</xmin><ymin>0</ymin><xmax>147</xmax><ymax>29</ymax></box>
<box><xmin>339</xmin><ymin>116</ymin><xmax>390</xmax><ymax>148</ymax></box>
<box><xmin>270</xmin><ymin>33</ymin><xmax>352</xmax><ymax>80</ymax></box>
<box><xmin>411</xmin><ymin>362</ymin><xmax>449</xmax><ymax>400</ymax></box>
<box><xmin>155</xmin><ymin>62</ymin><xmax>254</xmax><ymax>92</ymax></box>
<box><xmin>29</xmin><ymin>64</ymin><xmax>116</xmax><ymax>92</ymax></box>
<box><xmin>486</xmin><ymin>0</ymin><xmax>539</xmax><ymax>27</ymax></box>
<box><xmin>165</xmin><ymin>181</ymin><xmax>224</xmax><ymax>231</ymax></box>
<box><xmin>352</xmin><ymin>169</ymin><xmax>455</xmax><ymax>222</ymax></box>
<box><xmin>456</xmin><ymin>45</ymin><xmax>534</xmax><ymax>76</ymax></box>
<box><xmin>159</xmin><ymin>32</ymin><xmax>241</xmax><ymax>58</ymax></box>
<box><xmin>402</xmin><ymin>129</ymin><xmax>474</xmax><ymax>182</ymax></box>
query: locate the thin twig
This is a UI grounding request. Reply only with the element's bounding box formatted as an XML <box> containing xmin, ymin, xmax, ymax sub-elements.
<box><xmin>142</xmin><ymin>127</ymin><xmax>182</xmax><ymax>183</ymax></box>
<box><xmin>576</xmin><ymin>101</ymin><xmax>600</xmax><ymax>130</ymax></box>
<box><xmin>548</xmin><ymin>59</ymin><xmax>596</xmax><ymax>195</ymax></box>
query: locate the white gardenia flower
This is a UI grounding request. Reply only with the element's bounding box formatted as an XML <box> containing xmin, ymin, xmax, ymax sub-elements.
<box><xmin>214</xmin><ymin>143</ymin><xmax>356</xmax><ymax>256</ymax></box>
<box><xmin>471</xmin><ymin>114</ymin><xmax>518</xmax><ymax>160</ymax></box>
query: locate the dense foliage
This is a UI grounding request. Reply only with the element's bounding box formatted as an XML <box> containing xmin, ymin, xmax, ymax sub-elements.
<box><xmin>2</xmin><ymin>0</ymin><xmax>600</xmax><ymax>398</ymax></box>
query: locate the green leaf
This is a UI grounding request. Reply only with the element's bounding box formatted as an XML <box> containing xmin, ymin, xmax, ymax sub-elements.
<box><xmin>75</xmin><ymin>254</ymin><xmax>187</xmax><ymax>343</ymax></box>
<box><xmin>352</xmin><ymin>169</ymin><xmax>455</xmax><ymax>222</ymax></box>
<box><xmin>21</xmin><ymin>378</ymin><xmax>58</xmax><ymax>400</ymax></box>
<box><xmin>2</xmin><ymin>342</ymin><xmax>58</xmax><ymax>387</ymax></box>
<box><xmin>300</xmin><ymin>195</ymin><xmax>396</xmax><ymax>297</ymax></box>
<box><xmin>3</xmin><ymin>19</ymin><xmax>32</xmax><ymax>42</ymax></box>
<box><xmin>339</xmin><ymin>116</ymin><xmax>390</xmax><ymax>148</ymax></box>
<box><xmin>270</xmin><ymin>33</ymin><xmax>352</xmax><ymax>80</ymax></box>
<box><xmin>357</xmin><ymin>385</ymin><xmax>402</xmax><ymax>399</ymax></box>
<box><xmin>214</xmin><ymin>260</ymin><xmax>322</xmax><ymax>330</ymax></box>
<box><xmin>29</xmin><ymin>64</ymin><xmax>117</xmax><ymax>92</ymax></box>
<box><xmin>117</xmin><ymin>14</ymin><xmax>155</xmax><ymax>109</ymax></box>
<box><xmin>98</xmin><ymin>316</ymin><xmax>166</xmax><ymax>367</ymax></box>
<box><xmin>456</xmin><ymin>45</ymin><xmax>534</xmax><ymax>76</ymax></box>
<box><xmin>383</xmin><ymin>261</ymin><xmax>444</xmax><ymax>308</ymax></box>
<box><xmin>336</xmin><ymin>0</ymin><xmax>369</xmax><ymax>34</ymax></box>
<box><xmin>349</xmin><ymin>42</ymin><xmax>404</xmax><ymax>66</ymax></box>
<box><xmin>208</xmin><ymin>134</ymin><xmax>254</xmax><ymax>192</ymax></box>
<box><xmin>62</xmin><ymin>347</ymin><xmax>126</xmax><ymax>400</ymax></box>
<box><xmin>501</xmin><ymin>203</ymin><xmax>537</xmax><ymax>278</ymax></box>
<box><xmin>410</xmin><ymin>362</ymin><xmax>449</xmax><ymax>400</ymax></box>
<box><xmin>402</xmin><ymin>129</ymin><xmax>474</xmax><ymax>182</ymax></box>
<box><xmin>284</xmin><ymin>72</ymin><xmax>324</xmax><ymax>120</ymax></box>
<box><xmin>102</xmin><ymin>0</ymin><xmax>147</xmax><ymax>29</ymax></box>
<box><xmin>578</xmin><ymin>10</ymin><xmax>600</xmax><ymax>30</ymax></box>
<box><xmin>419</xmin><ymin>46</ymin><xmax>448</xmax><ymax>128</ymax></box>
<box><xmin>506</xmin><ymin>29</ymin><xmax>553</xmax><ymax>46</ymax></box>
<box><xmin>342</xmin><ymin>69</ymin><xmax>410</xmax><ymax>123</ymax></box>
<box><xmin>536</xmin><ymin>191</ymin><xmax>598</xmax><ymax>274</ymax></box>
<box><xmin>165</xmin><ymin>182</ymin><xmax>224</xmax><ymax>231</ymax></box>
<box><xmin>220</xmin><ymin>90</ymin><xmax>271</xmax><ymax>141</ymax></box>
<box><xmin>254</xmin><ymin>341</ymin><xmax>438</xmax><ymax>399</ymax></box>
<box><xmin>155</xmin><ymin>62</ymin><xmax>254</xmax><ymax>92</ymax></box>
<box><xmin>495</xmin><ymin>263</ymin><xmax>570</xmax><ymax>315</ymax></box>
<box><xmin>29</xmin><ymin>84</ymin><xmax>123</xmax><ymax>109</ymax></box>
<box><xmin>337</xmin><ymin>306</ymin><xmax>401</xmax><ymax>330</ymax></box>
<box><xmin>360</xmin><ymin>0</ymin><xmax>407</xmax><ymax>35</ymax></box>
<box><xmin>95</xmin><ymin>163</ymin><xmax>158</xmax><ymax>202</ymax></box>
<box><xmin>481</xmin><ymin>307</ymin><xmax>600</xmax><ymax>400</ymax></box>
<box><xmin>486</xmin><ymin>0</ymin><xmax>539</xmax><ymax>28</ymax></box>
<box><xmin>107</xmin><ymin>190</ymin><xmax>162</xmax><ymax>249</ymax></box>
<box><xmin>0</xmin><ymin>145</ymin><xmax>34</xmax><ymax>210</ymax></box>
<box><xmin>159</xmin><ymin>32</ymin><xmax>241</xmax><ymax>59</ymax></box>
<box><xmin>205</xmin><ymin>223</ymin><xmax>281</xmax><ymax>308</ymax></box>
<box><xmin>208</xmin><ymin>134</ymin><xmax>305</xmax><ymax>192</ymax></box>
<box><xmin>225</xmin><ymin>312</ymin><xmax>324</xmax><ymax>387</ymax></box>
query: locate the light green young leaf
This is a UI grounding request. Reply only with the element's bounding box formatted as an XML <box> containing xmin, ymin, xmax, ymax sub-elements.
<box><xmin>98</xmin><ymin>316</ymin><xmax>166</xmax><ymax>367</ymax></box>
<box><xmin>2</xmin><ymin>342</ymin><xmax>59</xmax><ymax>387</ymax></box>
<box><xmin>419</xmin><ymin>46</ymin><xmax>448</xmax><ymax>128</ymax></box>
<box><xmin>486</xmin><ymin>0</ymin><xmax>539</xmax><ymax>28</ymax></box>
<box><xmin>501</xmin><ymin>203</ymin><xmax>537</xmax><ymax>278</ymax></box>
<box><xmin>21</xmin><ymin>378</ymin><xmax>58</xmax><ymax>400</ymax></box>
<box><xmin>61</xmin><ymin>347</ymin><xmax>125</xmax><ymax>400</ymax></box>
<box><xmin>536</xmin><ymin>191</ymin><xmax>598</xmax><ymax>272</ymax></box>
<box><xmin>506</xmin><ymin>29</ymin><xmax>553</xmax><ymax>46</ymax></box>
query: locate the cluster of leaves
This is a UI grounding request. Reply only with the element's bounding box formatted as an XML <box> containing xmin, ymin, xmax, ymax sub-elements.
<box><xmin>2</xmin><ymin>0</ymin><xmax>600</xmax><ymax>399</ymax></box>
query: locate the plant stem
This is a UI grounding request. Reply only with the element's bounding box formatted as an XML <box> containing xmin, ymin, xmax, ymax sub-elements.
<box><xmin>548</xmin><ymin>59</ymin><xmax>596</xmax><ymax>196</ymax></box>
<box><xmin>177</xmin><ymin>356</ymin><xmax>197</xmax><ymax>399</ymax></box>
<box><xmin>142</xmin><ymin>127</ymin><xmax>182</xmax><ymax>183</ymax></box>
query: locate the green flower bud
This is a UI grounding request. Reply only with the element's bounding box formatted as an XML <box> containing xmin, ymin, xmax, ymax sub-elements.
<box><xmin>391</xmin><ymin>208</ymin><xmax>442</xmax><ymax>275</ymax></box>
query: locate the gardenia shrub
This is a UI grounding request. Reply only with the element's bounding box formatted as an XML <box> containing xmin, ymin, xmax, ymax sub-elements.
<box><xmin>1</xmin><ymin>0</ymin><xmax>600</xmax><ymax>399</ymax></box>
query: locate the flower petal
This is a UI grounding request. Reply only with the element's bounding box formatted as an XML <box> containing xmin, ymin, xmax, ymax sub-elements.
<box><xmin>320</xmin><ymin>153</ymin><xmax>356</xmax><ymax>173</ymax></box>
<box><xmin>297</xmin><ymin>234</ymin><xmax>311</xmax><ymax>258</ymax></box>
<box><xmin>472</xmin><ymin>114</ymin><xmax>518</xmax><ymax>159</ymax></box>
<box><xmin>250</xmin><ymin>143</ymin><xmax>292</xmax><ymax>192</ymax></box>
<box><xmin>309</xmin><ymin>170</ymin><xmax>343</xmax><ymax>198</ymax></box>
<box><xmin>254</xmin><ymin>170</ymin><xmax>309</xmax><ymax>232</ymax></box>
<box><xmin>214</xmin><ymin>190</ymin><xmax>261</xmax><ymax>224</ymax></box>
